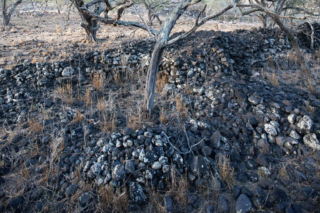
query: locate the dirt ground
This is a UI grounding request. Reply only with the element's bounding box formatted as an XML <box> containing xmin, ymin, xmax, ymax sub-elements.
<box><xmin>0</xmin><ymin>4</ymin><xmax>260</xmax><ymax>68</ymax></box>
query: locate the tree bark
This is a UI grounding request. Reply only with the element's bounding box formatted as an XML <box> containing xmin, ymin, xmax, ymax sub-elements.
<box><xmin>145</xmin><ymin>43</ymin><xmax>164</xmax><ymax>114</ymax></box>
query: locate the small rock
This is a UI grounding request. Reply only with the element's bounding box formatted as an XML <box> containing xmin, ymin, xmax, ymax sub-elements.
<box><xmin>152</xmin><ymin>161</ymin><xmax>162</xmax><ymax>170</ymax></box>
<box><xmin>129</xmin><ymin>182</ymin><xmax>147</xmax><ymax>204</ymax></box>
<box><xmin>264</xmin><ymin>124</ymin><xmax>277</xmax><ymax>136</ymax></box>
<box><xmin>303</xmin><ymin>133</ymin><xmax>320</xmax><ymax>150</ymax></box>
<box><xmin>287</xmin><ymin>114</ymin><xmax>296</xmax><ymax>124</ymax></box>
<box><xmin>248</xmin><ymin>96</ymin><xmax>260</xmax><ymax>105</ymax></box>
<box><xmin>217</xmin><ymin>195</ymin><xmax>229</xmax><ymax>213</ymax></box>
<box><xmin>164</xmin><ymin>195</ymin><xmax>173</xmax><ymax>212</ymax></box>
<box><xmin>61</xmin><ymin>67</ymin><xmax>74</xmax><ymax>77</ymax></box>
<box><xmin>236</xmin><ymin>194</ymin><xmax>252</xmax><ymax>213</ymax></box>
<box><xmin>79</xmin><ymin>192</ymin><xmax>92</xmax><ymax>207</ymax></box>
<box><xmin>297</xmin><ymin>115</ymin><xmax>313</xmax><ymax>130</ymax></box>
<box><xmin>65</xmin><ymin>184</ymin><xmax>77</xmax><ymax>197</ymax></box>
<box><xmin>112</xmin><ymin>164</ymin><xmax>125</xmax><ymax>182</ymax></box>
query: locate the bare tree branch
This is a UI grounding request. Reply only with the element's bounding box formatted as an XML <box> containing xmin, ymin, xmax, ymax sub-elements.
<box><xmin>166</xmin><ymin>4</ymin><xmax>233</xmax><ymax>46</ymax></box>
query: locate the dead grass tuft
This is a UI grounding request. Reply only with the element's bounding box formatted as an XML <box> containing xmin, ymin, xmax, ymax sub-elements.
<box><xmin>97</xmin><ymin>98</ymin><xmax>107</xmax><ymax>112</ymax></box>
<box><xmin>84</xmin><ymin>88</ymin><xmax>91</xmax><ymax>106</ymax></box>
<box><xmin>98</xmin><ymin>185</ymin><xmax>129</xmax><ymax>212</ymax></box>
<box><xmin>176</xmin><ymin>96</ymin><xmax>187</xmax><ymax>117</ymax></box>
<box><xmin>92</xmin><ymin>72</ymin><xmax>105</xmax><ymax>91</ymax></box>
<box><xmin>268</xmin><ymin>71</ymin><xmax>279</xmax><ymax>87</ymax></box>
<box><xmin>73</xmin><ymin>111</ymin><xmax>85</xmax><ymax>123</ymax></box>
<box><xmin>28</xmin><ymin>118</ymin><xmax>43</xmax><ymax>133</ymax></box>
<box><xmin>218</xmin><ymin>156</ymin><xmax>234</xmax><ymax>191</ymax></box>
<box><xmin>31</xmin><ymin>57</ymin><xmax>38</xmax><ymax>63</ymax></box>
<box><xmin>156</xmin><ymin>71</ymin><xmax>169</xmax><ymax>92</ymax></box>
<box><xmin>160</xmin><ymin>108</ymin><xmax>169</xmax><ymax>124</ymax></box>
<box><xmin>55</xmin><ymin>83</ymin><xmax>73</xmax><ymax>104</ymax></box>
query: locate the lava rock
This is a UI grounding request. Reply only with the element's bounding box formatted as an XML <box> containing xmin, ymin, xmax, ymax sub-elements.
<box><xmin>79</xmin><ymin>192</ymin><xmax>92</xmax><ymax>208</ymax></box>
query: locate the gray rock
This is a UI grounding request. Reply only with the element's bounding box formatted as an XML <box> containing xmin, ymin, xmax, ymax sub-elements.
<box><xmin>257</xmin><ymin>139</ymin><xmax>269</xmax><ymax>154</ymax></box>
<box><xmin>125</xmin><ymin>160</ymin><xmax>135</xmax><ymax>174</ymax></box>
<box><xmin>206</xmin><ymin>205</ymin><xmax>215</xmax><ymax>213</ymax></box>
<box><xmin>275</xmin><ymin>137</ymin><xmax>286</xmax><ymax>147</ymax></box>
<box><xmin>217</xmin><ymin>195</ymin><xmax>229</xmax><ymax>213</ymax></box>
<box><xmin>236</xmin><ymin>194</ymin><xmax>252</xmax><ymax>213</ymax></box>
<box><xmin>112</xmin><ymin>164</ymin><xmax>125</xmax><ymax>182</ymax></box>
<box><xmin>164</xmin><ymin>195</ymin><xmax>173</xmax><ymax>212</ymax></box>
<box><xmin>152</xmin><ymin>161</ymin><xmax>162</xmax><ymax>170</ymax></box>
<box><xmin>190</xmin><ymin>156</ymin><xmax>209</xmax><ymax>176</ymax></box>
<box><xmin>264</xmin><ymin>124</ymin><xmax>277</xmax><ymax>136</ymax></box>
<box><xmin>90</xmin><ymin>162</ymin><xmax>102</xmax><ymax>175</ymax></box>
<box><xmin>79</xmin><ymin>192</ymin><xmax>92</xmax><ymax>207</ymax></box>
<box><xmin>289</xmin><ymin>130</ymin><xmax>301</xmax><ymax>139</ymax></box>
<box><xmin>248</xmin><ymin>96</ymin><xmax>260</xmax><ymax>105</ymax></box>
<box><xmin>210</xmin><ymin>131</ymin><xmax>221</xmax><ymax>149</ymax></box>
<box><xmin>286</xmin><ymin>137</ymin><xmax>299</xmax><ymax>145</ymax></box>
<box><xmin>297</xmin><ymin>115</ymin><xmax>313</xmax><ymax>130</ymax></box>
<box><xmin>303</xmin><ymin>133</ymin><xmax>320</xmax><ymax>150</ymax></box>
<box><xmin>129</xmin><ymin>182</ymin><xmax>147</xmax><ymax>204</ymax></box>
<box><xmin>287</xmin><ymin>114</ymin><xmax>296</xmax><ymax>124</ymax></box>
<box><xmin>65</xmin><ymin>184</ymin><xmax>77</xmax><ymax>197</ymax></box>
<box><xmin>61</xmin><ymin>67</ymin><xmax>74</xmax><ymax>77</ymax></box>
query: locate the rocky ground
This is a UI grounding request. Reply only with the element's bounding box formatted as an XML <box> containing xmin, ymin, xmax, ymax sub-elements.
<box><xmin>1</xmin><ymin>8</ymin><xmax>320</xmax><ymax>213</ymax></box>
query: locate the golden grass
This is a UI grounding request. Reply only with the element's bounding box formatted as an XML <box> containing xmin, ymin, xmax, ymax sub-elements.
<box><xmin>218</xmin><ymin>156</ymin><xmax>234</xmax><ymax>191</ymax></box>
<box><xmin>98</xmin><ymin>185</ymin><xmax>129</xmax><ymax>213</ymax></box>
<box><xmin>92</xmin><ymin>72</ymin><xmax>105</xmax><ymax>91</ymax></box>
<box><xmin>156</xmin><ymin>71</ymin><xmax>169</xmax><ymax>92</ymax></box>
<box><xmin>56</xmin><ymin>83</ymin><xmax>73</xmax><ymax>104</ymax></box>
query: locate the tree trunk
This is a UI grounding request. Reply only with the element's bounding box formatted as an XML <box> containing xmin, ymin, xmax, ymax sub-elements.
<box><xmin>145</xmin><ymin>43</ymin><xmax>164</xmax><ymax>115</ymax></box>
<box><xmin>272</xmin><ymin>15</ymin><xmax>317</xmax><ymax>94</ymax></box>
<box><xmin>2</xmin><ymin>0</ymin><xmax>22</xmax><ymax>26</ymax></box>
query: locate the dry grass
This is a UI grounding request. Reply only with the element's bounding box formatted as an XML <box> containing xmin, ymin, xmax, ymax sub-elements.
<box><xmin>268</xmin><ymin>71</ymin><xmax>279</xmax><ymax>87</ymax></box>
<box><xmin>55</xmin><ymin>83</ymin><xmax>73</xmax><ymax>104</ymax></box>
<box><xmin>175</xmin><ymin>96</ymin><xmax>187</xmax><ymax>117</ymax></box>
<box><xmin>73</xmin><ymin>111</ymin><xmax>85</xmax><ymax>123</ymax></box>
<box><xmin>97</xmin><ymin>98</ymin><xmax>107</xmax><ymax>112</ymax></box>
<box><xmin>218</xmin><ymin>156</ymin><xmax>234</xmax><ymax>191</ymax></box>
<box><xmin>160</xmin><ymin>108</ymin><xmax>169</xmax><ymax>124</ymax></box>
<box><xmin>84</xmin><ymin>88</ymin><xmax>91</xmax><ymax>106</ymax></box>
<box><xmin>31</xmin><ymin>57</ymin><xmax>38</xmax><ymax>63</ymax></box>
<box><xmin>28</xmin><ymin>118</ymin><xmax>43</xmax><ymax>133</ymax></box>
<box><xmin>98</xmin><ymin>185</ymin><xmax>129</xmax><ymax>213</ymax></box>
<box><xmin>50</xmin><ymin>137</ymin><xmax>64</xmax><ymax>171</ymax></box>
<box><xmin>101</xmin><ymin>114</ymin><xmax>116</xmax><ymax>133</ymax></box>
<box><xmin>92</xmin><ymin>72</ymin><xmax>105</xmax><ymax>91</ymax></box>
<box><xmin>156</xmin><ymin>71</ymin><xmax>169</xmax><ymax>92</ymax></box>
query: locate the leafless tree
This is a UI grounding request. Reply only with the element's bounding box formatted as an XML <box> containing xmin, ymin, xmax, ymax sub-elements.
<box><xmin>238</xmin><ymin>0</ymin><xmax>319</xmax><ymax>94</ymax></box>
<box><xmin>1</xmin><ymin>0</ymin><xmax>22</xmax><ymax>26</ymax></box>
<box><xmin>79</xmin><ymin>0</ymin><xmax>234</xmax><ymax>115</ymax></box>
<box><xmin>72</xmin><ymin>0</ymin><xmax>135</xmax><ymax>42</ymax></box>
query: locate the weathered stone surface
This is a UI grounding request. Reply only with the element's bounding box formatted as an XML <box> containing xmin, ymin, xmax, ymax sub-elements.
<box><xmin>303</xmin><ymin>133</ymin><xmax>320</xmax><ymax>150</ymax></box>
